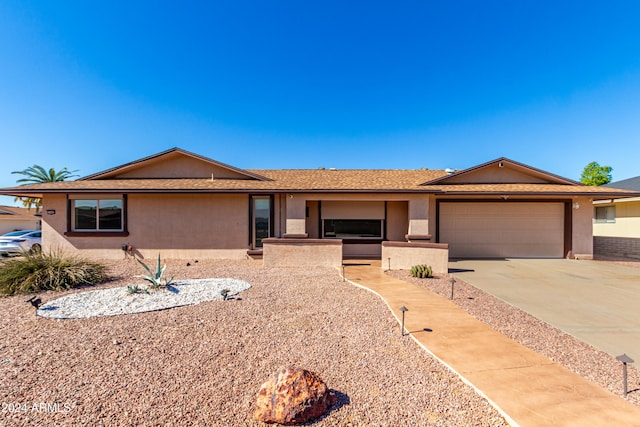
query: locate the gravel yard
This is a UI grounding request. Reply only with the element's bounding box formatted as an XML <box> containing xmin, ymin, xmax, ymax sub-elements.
<box><xmin>1</xmin><ymin>259</ymin><xmax>507</xmax><ymax>427</ymax></box>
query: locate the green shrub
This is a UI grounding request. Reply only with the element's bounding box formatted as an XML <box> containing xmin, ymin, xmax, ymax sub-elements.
<box><xmin>0</xmin><ymin>250</ymin><xmax>107</xmax><ymax>295</ymax></box>
<box><xmin>410</xmin><ymin>264</ymin><xmax>433</xmax><ymax>279</ymax></box>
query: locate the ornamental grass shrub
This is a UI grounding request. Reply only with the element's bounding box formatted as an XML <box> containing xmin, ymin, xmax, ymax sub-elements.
<box><xmin>0</xmin><ymin>250</ymin><xmax>106</xmax><ymax>295</ymax></box>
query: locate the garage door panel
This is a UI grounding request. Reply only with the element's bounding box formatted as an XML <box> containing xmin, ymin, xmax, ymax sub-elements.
<box><xmin>440</xmin><ymin>203</ymin><xmax>564</xmax><ymax>258</ymax></box>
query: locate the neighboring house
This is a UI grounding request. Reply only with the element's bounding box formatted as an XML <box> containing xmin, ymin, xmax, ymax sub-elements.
<box><xmin>593</xmin><ymin>176</ymin><xmax>640</xmax><ymax>259</ymax></box>
<box><xmin>0</xmin><ymin>148</ymin><xmax>636</xmax><ymax>270</ymax></box>
<box><xmin>0</xmin><ymin>205</ymin><xmax>41</xmax><ymax>235</ymax></box>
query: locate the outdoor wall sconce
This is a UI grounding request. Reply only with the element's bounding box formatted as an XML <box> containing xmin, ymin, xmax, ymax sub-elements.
<box><xmin>616</xmin><ymin>354</ymin><xmax>634</xmax><ymax>396</ymax></box>
<box><xmin>399</xmin><ymin>306</ymin><xmax>408</xmax><ymax>336</ymax></box>
<box><xmin>46</xmin><ymin>209</ymin><xmax>55</xmax><ymax>215</ymax></box>
<box><xmin>573</xmin><ymin>202</ymin><xmax>580</xmax><ymax>209</ymax></box>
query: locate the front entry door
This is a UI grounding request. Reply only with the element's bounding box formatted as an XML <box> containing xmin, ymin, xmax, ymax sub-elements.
<box><xmin>252</xmin><ymin>196</ymin><xmax>271</xmax><ymax>248</ymax></box>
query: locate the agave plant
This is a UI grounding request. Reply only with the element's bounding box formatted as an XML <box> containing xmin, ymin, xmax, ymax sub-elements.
<box><xmin>127</xmin><ymin>285</ymin><xmax>142</xmax><ymax>295</ymax></box>
<box><xmin>137</xmin><ymin>253</ymin><xmax>174</xmax><ymax>290</ymax></box>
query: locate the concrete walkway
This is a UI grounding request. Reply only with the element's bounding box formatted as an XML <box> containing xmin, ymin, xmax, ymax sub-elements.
<box><xmin>342</xmin><ymin>261</ymin><xmax>640</xmax><ymax>427</ymax></box>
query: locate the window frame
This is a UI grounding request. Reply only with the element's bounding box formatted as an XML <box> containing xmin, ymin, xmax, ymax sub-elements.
<box><xmin>65</xmin><ymin>195</ymin><xmax>129</xmax><ymax>236</ymax></box>
<box><xmin>594</xmin><ymin>205</ymin><xmax>616</xmax><ymax>223</ymax></box>
<box><xmin>323</xmin><ymin>218</ymin><xmax>384</xmax><ymax>240</ymax></box>
<box><xmin>249</xmin><ymin>195</ymin><xmax>274</xmax><ymax>249</ymax></box>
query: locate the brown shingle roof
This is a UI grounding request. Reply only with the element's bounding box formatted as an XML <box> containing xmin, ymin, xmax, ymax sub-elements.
<box><xmin>1</xmin><ymin>169</ymin><xmax>638</xmax><ymax>199</ymax></box>
<box><xmin>250</xmin><ymin>169</ymin><xmax>446</xmax><ymax>190</ymax></box>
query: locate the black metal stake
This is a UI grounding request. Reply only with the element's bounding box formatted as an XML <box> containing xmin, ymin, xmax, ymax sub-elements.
<box><xmin>400</xmin><ymin>306</ymin><xmax>408</xmax><ymax>336</ymax></box>
<box><xmin>387</xmin><ymin>257</ymin><xmax>391</xmax><ymax>271</ymax></box>
<box><xmin>616</xmin><ymin>354</ymin><xmax>634</xmax><ymax>396</ymax></box>
<box><xmin>342</xmin><ymin>265</ymin><xmax>345</xmax><ymax>282</ymax></box>
<box><xmin>450</xmin><ymin>278</ymin><xmax>456</xmax><ymax>300</ymax></box>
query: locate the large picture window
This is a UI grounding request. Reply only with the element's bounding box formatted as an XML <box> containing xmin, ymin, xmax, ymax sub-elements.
<box><xmin>323</xmin><ymin>219</ymin><xmax>383</xmax><ymax>239</ymax></box>
<box><xmin>73</xmin><ymin>199</ymin><xmax>123</xmax><ymax>231</ymax></box>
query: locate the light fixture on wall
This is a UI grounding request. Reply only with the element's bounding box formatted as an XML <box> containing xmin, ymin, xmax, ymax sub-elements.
<box><xmin>573</xmin><ymin>202</ymin><xmax>580</xmax><ymax>209</ymax></box>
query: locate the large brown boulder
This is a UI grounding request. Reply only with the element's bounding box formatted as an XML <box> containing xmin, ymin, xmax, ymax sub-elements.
<box><xmin>253</xmin><ymin>366</ymin><xmax>337</xmax><ymax>425</ymax></box>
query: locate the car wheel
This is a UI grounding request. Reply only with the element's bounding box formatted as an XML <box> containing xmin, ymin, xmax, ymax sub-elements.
<box><xmin>30</xmin><ymin>243</ymin><xmax>42</xmax><ymax>254</ymax></box>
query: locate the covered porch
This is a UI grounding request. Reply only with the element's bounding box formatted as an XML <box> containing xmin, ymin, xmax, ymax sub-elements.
<box><xmin>261</xmin><ymin>193</ymin><xmax>449</xmax><ymax>272</ymax></box>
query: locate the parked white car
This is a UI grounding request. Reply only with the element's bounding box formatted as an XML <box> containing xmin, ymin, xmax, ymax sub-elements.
<box><xmin>0</xmin><ymin>230</ymin><xmax>42</xmax><ymax>256</ymax></box>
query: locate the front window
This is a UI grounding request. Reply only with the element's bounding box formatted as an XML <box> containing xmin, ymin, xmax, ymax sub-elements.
<box><xmin>323</xmin><ymin>219</ymin><xmax>383</xmax><ymax>239</ymax></box>
<box><xmin>73</xmin><ymin>199</ymin><xmax>123</xmax><ymax>231</ymax></box>
<box><xmin>594</xmin><ymin>206</ymin><xmax>615</xmax><ymax>223</ymax></box>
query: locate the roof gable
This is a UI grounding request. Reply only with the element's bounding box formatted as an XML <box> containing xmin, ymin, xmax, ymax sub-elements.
<box><xmin>81</xmin><ymin>148</ymin><xmax>271</xmax><ymax>181</ymax></box>
<box><xmin>421</xmin><ymin>158</ymin><xmax>579</xmax><ymax>186</ymax></box>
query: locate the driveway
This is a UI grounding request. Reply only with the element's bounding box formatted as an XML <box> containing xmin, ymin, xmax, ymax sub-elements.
<box><xmin>448</xmin><ymin>258</ymin><xmax>640</xmax><ymax>360</ymax></box>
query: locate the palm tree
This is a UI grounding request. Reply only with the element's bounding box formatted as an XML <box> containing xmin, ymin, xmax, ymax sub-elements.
<box><xmin>12</xmin><ymin>165</ymin><xmax>79</xmax><ymax>212</ymax></box>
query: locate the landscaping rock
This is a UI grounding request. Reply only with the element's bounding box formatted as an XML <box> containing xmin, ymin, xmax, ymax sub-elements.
<box><xmin>253</xmin><ymin>366</ymin><xmax>337</xmax><ymax>425</ymax></box>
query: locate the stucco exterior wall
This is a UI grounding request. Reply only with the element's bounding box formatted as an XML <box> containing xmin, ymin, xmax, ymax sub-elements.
<box><xmin>381</xmin><ymin>242</ymin><xmax>449</xmax><ymax>273</ymax></box>
<box><xmin>114</xmin><ymin>153</ymin><xmax>253</xmax><ymax>179</ymax></box>
<box><xmin>343</xmin><ymin>243</ymin><xmax>381</xmax><ymax>258</ymax></box>
<box><xmin>593</xmin><ymin>200</ymin><xmax>640</xmax><ymax>238</ymax></box>
<box><xmin>280</xmin><ymin>194</ymin><xmax>430</xmax><ymax>258</ymax></box>
<box><xmin>407</xmin><ymin>196</ymin><xmax>429</xmax><ymax>237</ymax></box>
<box><xmin>572</xmin><ymin>197</ymin><xmax>594</xmax><ymax>259</ymax></box>
<box><xmin>41</xmin><ymin>193</ymin><xmax>250</xmax><ymax>260</ymax></box>
<box><xmin>305</xmin><ymin>201</ymin><xmax>320</xmax><ymax>238</ymax></box>
<box><xmin>0</xmin><ymin>218</ymin><xmax>41</xmax><ymax>235</ymax></box>
<box><xmin>273</xmin><ymin>194</ymin><xmax>284</xmax><ymax>239</ymax></box>
<box><xmin>442</xmin><ymin>165</ymin><xmax>549</xmax><ymax>184</ymax></box>
<box><xmin>386</xmin><ymin>201</ymin><xmax>408</xmax><ymax>241</ymax></box>
<box><xmin>263</xmin><ymin>238</ymin><xmax>342</xmax><ymax>267</ymax></box>
<box><xmin>41</xmin><ymin>194</ymin><xmax>76</xmax><ymax>253</ymax></box>
<box><xmin>428</xmin><ymin>196</ymin><xmax>437</xmax><ymax>237</ymax></box>
<box><xmin>321</xmin><ymin>201</ymin><xmax>385</xmax><ymax>219</ymax></box>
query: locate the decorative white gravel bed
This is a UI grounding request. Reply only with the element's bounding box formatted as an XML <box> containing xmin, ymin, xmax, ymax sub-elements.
<box><xmin>36</xmin><ymin>278</ymin><xmax>251</xmax><ymax>319</ymax></box>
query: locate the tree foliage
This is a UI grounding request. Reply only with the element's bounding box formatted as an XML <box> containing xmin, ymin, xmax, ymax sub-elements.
<box><xmin>11</xmin><ymin>165</ymin><xmax>79</xmax><ymax>211</ymax></box>
<box><xmin>580</xmin><ymin>161</ymin><xmax>613</xmax><ymax>186</ymax></box>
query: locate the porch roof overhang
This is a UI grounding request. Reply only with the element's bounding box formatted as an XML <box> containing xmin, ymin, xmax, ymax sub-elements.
<box><xmin>431</xmin><ymin>185</ymin><xmax>640</xmax><ymax>200</ymax></box>
<box><xmin>1</xmin><ymin>181</ymin><xmax>638</xmax><ymax>200</ymax></box>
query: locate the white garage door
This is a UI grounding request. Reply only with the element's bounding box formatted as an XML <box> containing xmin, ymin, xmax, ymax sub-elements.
<box><xmin>439</xmin><ymin>202</ymin><xmax>565</xmax><ymax>258</ymax></box>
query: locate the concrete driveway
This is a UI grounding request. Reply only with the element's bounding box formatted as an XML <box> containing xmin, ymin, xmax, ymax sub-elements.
<box><xmin>448</xmin><ymin>258</ymin><xmax>640</xmax><ymax>360</ymax></box>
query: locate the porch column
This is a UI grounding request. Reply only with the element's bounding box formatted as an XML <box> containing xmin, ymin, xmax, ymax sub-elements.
<box><xmin>571</xmin><ymin>197</ymin><xmax>594</xmax><ymax>259</ymax></box>
<box><xmin>406</xmin><ymin>197</ymin><xmax>431</xmax><ymax>241</ymax></box>
<box><xmin>284</xmin><ymin>195</ymin><xmax>308</xmax><ymax>238</ymax></box>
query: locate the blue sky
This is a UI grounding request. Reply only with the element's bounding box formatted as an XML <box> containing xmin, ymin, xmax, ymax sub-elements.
<box><xmin>2</xmin><ymin>1</ymin><xmax>640</xmax><ymax>206</ymax></box>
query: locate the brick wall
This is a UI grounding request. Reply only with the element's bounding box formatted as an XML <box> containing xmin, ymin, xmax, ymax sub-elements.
<box><xmin>593</xmin><ymin>236</ymin><xmax>640</xmax><ymax>259</ymax></box>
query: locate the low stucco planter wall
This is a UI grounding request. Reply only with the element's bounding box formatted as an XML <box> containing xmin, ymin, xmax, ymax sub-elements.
<box><xmin>381</xmin><ymin>241</ymin><xmax>449</xmax><ymax>273</ymax></box>
<box><xmin>263</xmin><ymin>238</ymin><xmax>343</xmax><ymax>267</ymax></box>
